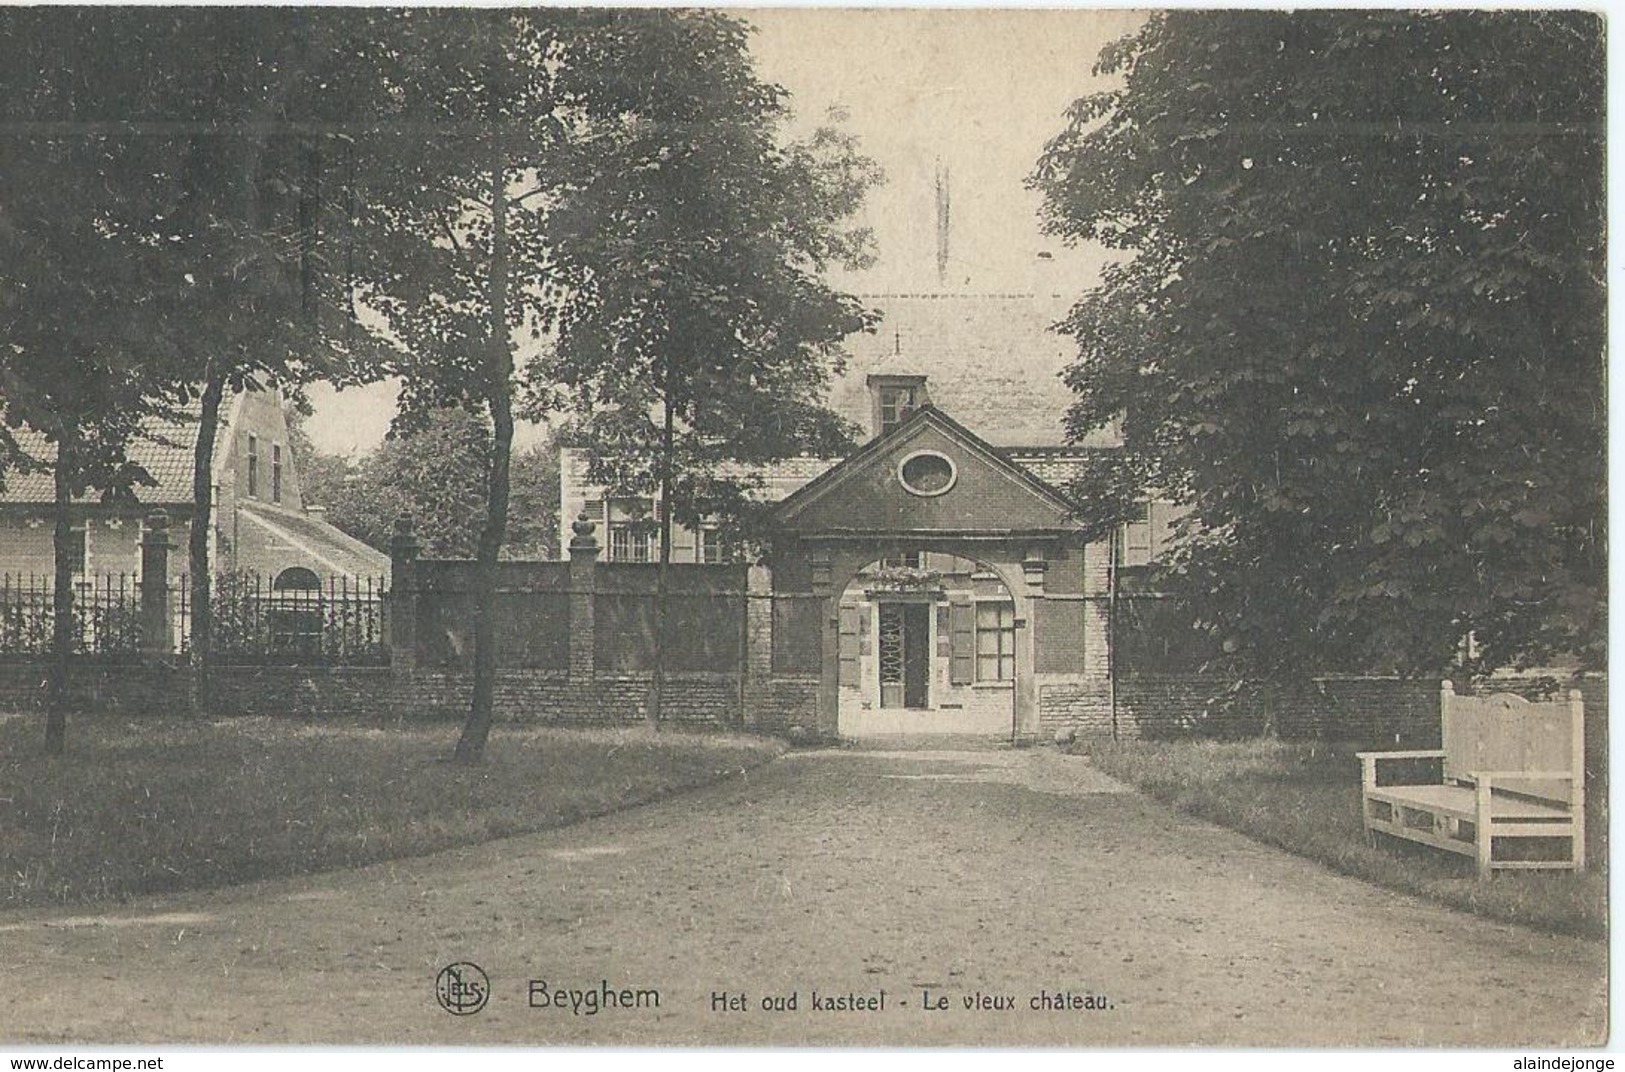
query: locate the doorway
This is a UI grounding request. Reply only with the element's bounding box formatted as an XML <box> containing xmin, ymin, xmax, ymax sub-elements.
<box><xmin>877</xmin><ymin>601</ymin><xmax>931</xmax><ymax>709</ymax></box>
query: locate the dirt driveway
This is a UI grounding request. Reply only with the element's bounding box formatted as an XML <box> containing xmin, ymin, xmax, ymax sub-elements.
<box><xmin>0</xmin><ymin>746</ymin><xmax>1607</xmax><ymax>1046</ymax></box>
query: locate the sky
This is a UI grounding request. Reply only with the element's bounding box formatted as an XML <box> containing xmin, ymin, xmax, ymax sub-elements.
<box><xmin>302</xmin><ymin>8</ymin><xmax>1144</xmax><ymax>456</ymax></box>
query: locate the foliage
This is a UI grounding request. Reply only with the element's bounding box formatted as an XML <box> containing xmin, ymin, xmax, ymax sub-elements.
<box><xmin>541</xmin><ymin>11</ymin><xmax>880</xmax><ymax>536</ymax></box>
<box><xmin>1033</xmin><ymin>11</ymin><xmax>1605</xmax><ymax>678</ymax></box>
<box><xmin>335</xmin><ymin>10</ymin><xmax>578</xmax><ymax>760</ymax></box>
<box><xmin>309</xmin><ymin>407</ymin><xmax>559</xmax><ymax>559</ymax></box>
<box><xmin>281</xmin><ymin>402</ymin><xmax>358</xmax><ymax>520</ymax></box>
<box><xmin>0</xmin><ymin>10</ymin><xmax>412</xmax><ymax>726</ymax></box>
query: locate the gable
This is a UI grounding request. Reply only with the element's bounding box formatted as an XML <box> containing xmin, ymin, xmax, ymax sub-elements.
<box><xmin>774</xmin><ymin>408</ymin><xmax>1081</xmax><ymax>536</ymax></box>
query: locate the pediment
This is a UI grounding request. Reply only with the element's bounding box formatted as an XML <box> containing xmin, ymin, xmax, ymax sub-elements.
<box><xmin>772</xmin><ymin>407</ymin><xmax>1081</xmax><ymax>537</ymax></box>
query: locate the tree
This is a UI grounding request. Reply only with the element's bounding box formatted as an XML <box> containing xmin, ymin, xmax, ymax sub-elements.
<box><xmin>0</xmin><ymin>10</ymin><xmax>396</xmax><ymax>716</ymax></box>
<box><xmin>0</xmin><ymin>10</ymin><xmax>201</xmax><ymax>751</ymax></box>
<box><xmin>346</xmin><ymin>11</ymin><xmax>571</xmax><ymax>762</ymax></box>
<box><xmin>1032</xmin><ymin>11</ymin><xmax>1604</xmax><ymax>681</ymax></box>
<box><xmin>282</xmin><ymin>402</ymin><xmax>357</xmax><ymax>520</ymax></box>
<box><xmin>542</xmin><ymin>11</ymin><xmax>880</xmax><ymax>728</ymax></box>
<box><xmin>303</xmin><ymin>406</ymin><xmax>559</xmax><ymax>560</ymax></box>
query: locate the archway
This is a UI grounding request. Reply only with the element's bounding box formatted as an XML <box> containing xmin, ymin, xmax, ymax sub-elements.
<box><xmin>834</xmin><ymin>551</ymin><xmax>1017</xmax><ymax>738</ymax></box>
<box><xmin>270</xmin><ymin>565</ymin><xmax>323</xmax><ymax>655</ymax></box>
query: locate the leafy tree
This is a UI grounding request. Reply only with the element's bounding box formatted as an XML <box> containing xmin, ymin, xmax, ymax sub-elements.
<box><xmin>344</xmin><ymin>11</ymin><xmax>572</xmax><ymax>762</ymax></box>
<box><xmin>303</xmin><ymin>407</ymin><xmax>558</xmax><ymax>560</ymax></box>
<box><xmin>542</xmin><ymin>11</ymin><xmax>880</xmax><ymax>727</ymax></box>
<box><xmin>0</xmin><ymin>10</ymin><xmax>204</xmax><ymax>751</ymax></box>
<box><xmin>281</xmin><ymin>401</ymin><xmax>357</xmax><ymax>519</ymax></box>
<box><xmin>0</xmin><ymin>10</ymin><xmax>396</xmax><ymax>717</ymax></box>
<box><xmin>1033</xmin><ymin>11</ymin><xmax>1604</xmax><ymax>681</ymax></box>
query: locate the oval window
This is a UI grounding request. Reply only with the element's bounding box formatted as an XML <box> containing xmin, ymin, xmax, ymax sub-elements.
<box><xmin>898</xmin><ymin>451</ymin><xmax>957</xmax><ymax>497</ymax></box>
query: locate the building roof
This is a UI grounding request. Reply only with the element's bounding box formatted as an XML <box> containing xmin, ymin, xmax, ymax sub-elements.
<box><xmin>0</xmin><ymin>416</ymin><xmax>201</xmax><ymax>506</ymax></box>
<box><xmin>235</xmin><ymin>501</ymin><xmax>391</xmax><ymax>580</ymax></box>
<box><xmin>830</xmin><ymin>292</ymin><xmax>1116</xmax><ymax>450</ymax></box>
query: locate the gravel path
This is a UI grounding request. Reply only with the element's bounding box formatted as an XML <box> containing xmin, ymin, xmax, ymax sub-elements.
<box><xmin>0</xmin><ymin>746</ymin><xmax>1606</xmax><ymax>1046</ymax></box>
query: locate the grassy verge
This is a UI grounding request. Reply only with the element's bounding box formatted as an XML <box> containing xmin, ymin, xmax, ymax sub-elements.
<box><xmin>0</xmin><ymin>715</ymin><xmax>783</xmax><ymax>910</ymax></box>
<box><xmin>1080</xmin><ymin>738</ymin><xmax>1606</xmax><ymax>940</ymax></box>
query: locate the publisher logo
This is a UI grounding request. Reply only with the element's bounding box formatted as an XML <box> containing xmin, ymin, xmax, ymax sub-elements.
<box><xmin>436</xmin><ymin>961</ymin><xmax>490</xmax><ymax>1016</ymax></box>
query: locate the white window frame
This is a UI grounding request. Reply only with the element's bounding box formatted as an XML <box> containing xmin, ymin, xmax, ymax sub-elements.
<box><xmin>974</xmin><ymin>599</ymin><xmax>1015</xmax><ymax>682</ymax></box>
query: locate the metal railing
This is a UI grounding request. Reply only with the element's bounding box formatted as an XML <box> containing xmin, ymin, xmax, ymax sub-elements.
<box><xmin>0</xmin><ymin>571</ymin><xmax>388</xmax><ymax>664</ymax></box>
<box><xmin>0</xmin><ymin>572</ymin><xmax>144</xmax><ymax>656</ymax></box>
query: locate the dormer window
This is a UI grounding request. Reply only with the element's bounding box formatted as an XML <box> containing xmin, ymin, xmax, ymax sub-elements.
<box><xmin>879</xmin><ymin>387</ymin><xmax>915</xmax><ymax>436</ymax></box>
<box><xmin>867</xmin><ymin>374</ymin><xmax>930</xmax><ymax>438</ymax></box>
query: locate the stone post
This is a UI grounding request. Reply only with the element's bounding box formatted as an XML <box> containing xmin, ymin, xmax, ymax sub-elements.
<box><xmin>389</xmin><ymin>515</ymin><xmax>421</xmax><ymax>671</ymax></box>
<box><xmin>568</xmin><ymin>512</ymin><xmax>599</xmax><ymax>691</ymax></box>
<box><xmin>809</xmin><ymin>548</ymin><xmax>841</xmax><ymax>741</ymax></box>
<box><xmin>741</xmin><ymin>564</ymin><xmax>774</xmax><ymax>729</ymax></box>
<box><xmin>139</xmin><ymin>510</ymin><xmax>173</xmax><ymax>655</ymax></box>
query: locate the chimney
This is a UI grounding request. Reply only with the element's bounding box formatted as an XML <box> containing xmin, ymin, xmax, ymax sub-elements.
<box><xmin>935</xmin><ymin>161</ymin><xmax>951</xmax><ymax>287</ymax></box>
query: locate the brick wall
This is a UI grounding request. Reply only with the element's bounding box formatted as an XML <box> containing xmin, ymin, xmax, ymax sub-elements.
<box><xmin>0</xmin><ymin>656</ymin><xmax>184</xmax><ymax>716</ymax></box>
<box><xmin>744</xmin><ymin>674</ymin><xmax>821</xmax><ymax>732</ymax></box>
<box><xmin>209</xmin><ymin>665</ymin><xmax>394</xmax><ymax>720</ymax></box>
<box><xmin>1112</xmin><ymin>674</ymin><xmax>1441</xmax><ymax>743</ymax></box>
<box><xmin>389</xmin><ymin>668</ymin><xmax>744</xmax><ymax>726</ymax></box>
<box><xmin>0</xmin><ymin>658</ymin><xmax>390</xmax><ymax>721</ymax></box>
<box><xmin>1037</xmin><ymin>679</ymin><xmax>1113</xmax><ymax>739</ymax></box>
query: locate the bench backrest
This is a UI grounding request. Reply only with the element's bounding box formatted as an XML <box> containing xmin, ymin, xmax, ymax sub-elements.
<box><xmin>1440</xmin><ymin>682</ymin><xmax>1585</xmax><ymax>805</ymax></box>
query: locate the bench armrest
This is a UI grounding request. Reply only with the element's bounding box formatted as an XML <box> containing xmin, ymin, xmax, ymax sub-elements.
<box><xmin>1359</xmin><ymin>749</ymin><xmax>1446</xmax><ymax>791</ymax></box>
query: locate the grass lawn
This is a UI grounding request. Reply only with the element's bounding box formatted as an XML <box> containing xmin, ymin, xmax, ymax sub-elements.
<box><xmin>0</xmin><ymin>714</ymin><xmax>784</xmax><ymax>911</ymax></box>
<box><xmin>1080</xmin><ymin>738</ymin><xmax>1607</xmax><ymax>940</ymax></box>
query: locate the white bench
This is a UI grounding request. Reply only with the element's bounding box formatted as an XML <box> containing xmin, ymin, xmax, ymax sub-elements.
<box><xmin>1357</xmin><ymin>681</ymin><xmax>1585</xmax><ymax>878</ymax></box>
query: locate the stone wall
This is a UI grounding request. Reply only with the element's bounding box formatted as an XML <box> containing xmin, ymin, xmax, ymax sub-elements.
<box><xmin>1112</xmin><ymin>674</ymin><xmax>1441</xmax><ymax>744</ymax></box>
<box><xmin>1036</xmin><ymin>679</ymin><xmax>1114</xmax><ymax>740</ymax></box>
<box><xmin>389</xmin><ymin>668</ymin><xmax>742</xmax><ymax>725</ymax></box>
<box><xmin>0</xmin><ymin>656</ymin><xmax>184</xmax><ymax>717</ymax></box>
<box><xmin>0</xmin><ymin>657</ymin><xmax>390</xmax><ymax>721</ymax></box>
<box><xmin>1110</xmin><ymin>673</ymin><xmax>1607</xmax><ymax>751</ymax></box>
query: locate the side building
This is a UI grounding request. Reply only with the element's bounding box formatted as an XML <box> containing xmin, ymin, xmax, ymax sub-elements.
<box><xmin>0</xmin><ymin>384</ymin><xmax>388</xmax><ymax>629</ymax></box>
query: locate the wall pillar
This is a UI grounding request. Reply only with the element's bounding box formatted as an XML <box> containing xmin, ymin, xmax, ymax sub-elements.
<box><xmin>388</xmin><ymin>515</ymin><xmax>420</xmax><ymax>670</ymax></box>
<box><xmin>809</xmin><ymin>548</ymin><xmax>841</xmax><ymax>740</ymax></box>
<box><xmin>139</xmin><ymin>510</ymin><xmax>172</xmax><ymax>655</ymax></box>
<box><xmin>741</xmin><ymin>564</ymin><xmax>773</xmax><ymax>729</ymax></box>
<box><xmin>1014</xmin><ymin>548</ymin><xmax>1047</xmax><ymax>741</ymax></box>
<box><xmin>568</xmin><ymin>512</ymin><xmax>599</xmax><ymax>688</ymax></box>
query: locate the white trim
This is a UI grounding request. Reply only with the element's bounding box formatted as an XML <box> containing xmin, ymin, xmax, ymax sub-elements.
<box><xmin>897</xmin><ymin>449</ymin><xmax>958</xmax><ymax>498</ymax></box>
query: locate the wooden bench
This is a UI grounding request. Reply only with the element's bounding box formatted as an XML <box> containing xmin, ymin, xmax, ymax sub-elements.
<box><xmin>1357</xmin><ymin>681</ymin><xmax>1585</xmax><ymax>878</ymax></box>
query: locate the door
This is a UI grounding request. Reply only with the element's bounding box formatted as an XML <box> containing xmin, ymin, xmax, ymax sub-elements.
<box><xmin>878</xmin><ymin>601</ymin><xmax>931</xmax><ymax>710</ymax></box>
<box><xmin>902</xmin><ymin>603</ymin><xmax>930</xmax><ymax>709</ymax></box>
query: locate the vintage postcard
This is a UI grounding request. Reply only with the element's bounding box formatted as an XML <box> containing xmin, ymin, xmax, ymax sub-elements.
<box><xmin>0</xmin><ymin>6</ymin><xmax>1606</xmax><ymax>1056</ymax></box>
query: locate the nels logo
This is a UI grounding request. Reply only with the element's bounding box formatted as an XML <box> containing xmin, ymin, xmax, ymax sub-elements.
<box><xmin>436</xmin><ymin>961</ymin><xmax>490</xmax><ymax>1016</ymax></box>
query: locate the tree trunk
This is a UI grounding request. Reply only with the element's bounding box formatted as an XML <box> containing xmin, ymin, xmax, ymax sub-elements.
<box><xmin>188</xmin><ymin>365</ymin><xmax>228</xmax><ymax>714</ymax></box>
<box><xmin>44</xmin><ymin>426</ymin><xmax>77</xmax><ymax>755</ymax></box>
<box><xmin>647</xmin><ymin>359</ymin><xmax>675</xmax><ymax>732</ymax></box>
<box><xmin>454</xmin><ymin>131</ymin><xmax>512</xmax><ymax>765</ymax></box>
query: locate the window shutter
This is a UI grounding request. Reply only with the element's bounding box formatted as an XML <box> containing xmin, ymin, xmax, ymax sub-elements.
<box><xmin>949</xmin><ymin>601</ymin><xmax>974</xmax><ymax>685</ymax></box>
<box><xmin>838</xmin><ymin>605</ymin><xmax>861</xmax><ymax>687</ymax></box>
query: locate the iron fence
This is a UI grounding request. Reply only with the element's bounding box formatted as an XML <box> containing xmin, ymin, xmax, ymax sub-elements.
<box><xmin>181</xmin><ymin>572</ymin><xmax>389</xmax><ymax>664</ymax></box>
<box><xmin>0</xmin><ymin>571</ymin><xmax>388</xmax><ymax>664</ymax></box>
<box><xmin>0</xmin><ymin>572</ymin><xmax>145</xmax><ymax>656</ymax></box>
